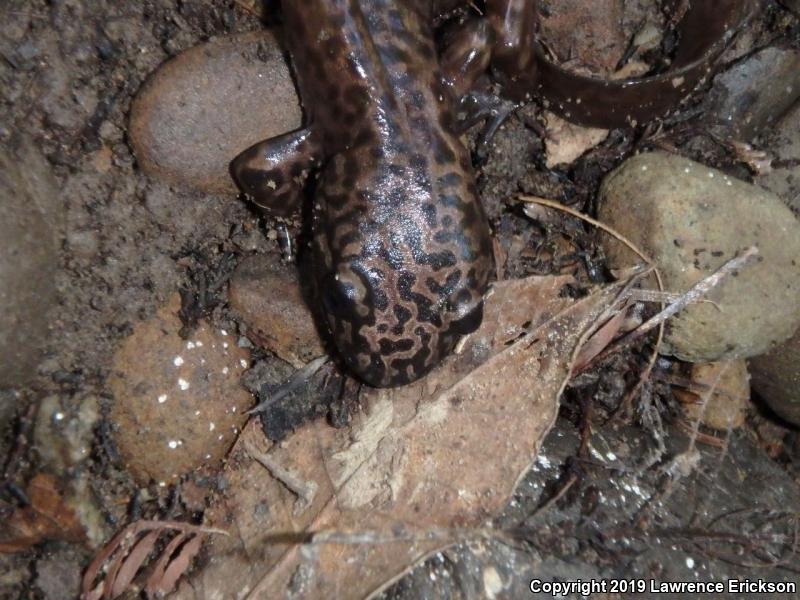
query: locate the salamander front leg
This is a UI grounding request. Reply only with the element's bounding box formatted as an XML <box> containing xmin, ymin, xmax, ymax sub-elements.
<box><xmin>230</xmin><ymin>127</ymin><xmax>322</xmax><ymax>219</ymax></box>
<box><xmin>485</xmin><ymin>0</ymin><xmax>539</xmax><ymax>101</ymax></box>
<box><xmin>439</xmin><ymin>17</ymin><xmax>517</xmax><ymax>162</ymax></box>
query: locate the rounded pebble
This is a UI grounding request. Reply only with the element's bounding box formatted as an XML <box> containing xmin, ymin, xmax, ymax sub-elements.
<box><xmin>758</xmin><ymin>102</ymin><xmax>800</xmax><ymax>214</ymax></box>
<box><xmin>129</xmin><ymin>31</ymin><xmax>301</xmax><ymax>195</ymax></box>
<box><xmin>749</xmin><ymin>329</ymin><xmax>800</xmax><ymax>426</ymax></box>
<box><xmin>674</xmin><ymin>360</ymin><xmax>750</xmax><ymax>430</ymax></box>
<box><xmin>109</xmin><ymin>294</ymin><xmax>252</xmax><ymax>484</ymax></box>
<box><xmin>599</xmin><ymin>151</ymin><xmax>800</xmax><ymax>362</ymax></box>
<box><xmin>228</xmin><ymin>255</ymin><xmax>325</xmax><ymax>368</ymax></box>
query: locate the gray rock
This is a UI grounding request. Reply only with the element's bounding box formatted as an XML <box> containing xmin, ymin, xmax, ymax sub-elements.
<box><xmin>0</xmin><ymin>138</ymin><xmax>62</xmax><ymax>395</ymax></box>
<box><xmin>598</xmin><ymin>151</ymin><xmax>800</xmax><ymax>362</ymax></box>
<box><xmin>758</xmin><ymin>101</ymin><xmax>800</xmax><ymax>214</ymax></box>
<box><xmin>779</xmin><ymin>0</ymin><xmax>799</xmax><ymax>15</ymax></box>
<box><xmin>704</xmin><ymin>46</ymin><xmax>800</xmax><ymax>140</ymax></box>
<box><xmin>35</xmin><ymin>548</ymin><xmax>82</xmax><ymax>600</ymax></box>
<box><xmin>749</xmin><ymin>327</ymin><xmax>800</xmax><ymax>426</ymax></box>
<box><xmin>129</xmin><ymin>31</ymin><xmax>301</xmax><ymax>196</ymax></box>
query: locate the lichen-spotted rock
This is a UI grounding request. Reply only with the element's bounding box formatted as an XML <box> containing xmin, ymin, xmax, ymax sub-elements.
<box><xmin>110</xmin><ymin>295</ymin><xmax>252</xmax><ymax>484</ymax></box>
<box><xmin>599</xmin><ymin>151</ymin><xmax>800</xmax><ymax>362</ymax></box>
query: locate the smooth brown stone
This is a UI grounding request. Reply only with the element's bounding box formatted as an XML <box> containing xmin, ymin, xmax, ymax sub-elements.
<box><xmin>749</xmin><ymin>328</ymin><xmax>800</xmax><ymax>426</ymax></box>
<box><xmin>228</xmin><ymin>255</ymin><xmax>325</xmax><ymax>368</ymax></box>
<box><xmin>129</xmin><ymin>31</ymin><xmax>301</xmax><ymax>195</ymax></box>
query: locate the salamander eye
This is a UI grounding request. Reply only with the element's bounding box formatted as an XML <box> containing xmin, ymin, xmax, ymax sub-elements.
<box><xmin>446</xmin><ymin>289</ymin><xmax>484</xmax><ymax>335</ymax></box>
<box><xmin>321</xmin><ymin>275</ymin><xmax>356</xmax><ymax>318</ymax></box>
<box><xmin>449</xmin><ymin>301</ymin><xmax>483</xmax><ymax>335</ymax></box>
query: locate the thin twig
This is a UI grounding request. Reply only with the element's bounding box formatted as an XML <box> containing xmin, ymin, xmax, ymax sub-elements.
<box><xmin>519</xmin><ymin>195</ymin><xmax>666</xmax><ymax>417</ymax></box>
<box><xmin>247</xmin><ymin>355</ymin><xmax>329</xmax><ymax>415</ymax></box>
<box><xmin>598</xmin><ymin>246</ymin><xmax>759</xmax><ymax>362</ymax></box>
<box><xmin>245</xmin><ymin>439</ymin><xmax>318</xmax><ymax>513</ymax></box>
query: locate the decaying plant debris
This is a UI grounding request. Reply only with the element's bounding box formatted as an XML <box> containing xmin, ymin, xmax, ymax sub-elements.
<box><xmin>1</xmin><ymin>0</ymin><xmax>799</xmax><ymax>598</ymax></box>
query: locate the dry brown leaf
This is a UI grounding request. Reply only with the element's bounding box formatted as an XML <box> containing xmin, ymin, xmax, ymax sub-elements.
<box><xmin>0</xmin><ymin>473</ymin><xmax>85</xmax><ymax>553</ymax></box>
<box><xmin>149</xmin><ymin>534</ymin><xmax>204</xmax><ymax>598</ymax></box>
<box><xmin>109</xmin><ymin>530</ymin><xmax>161</xmax><ymax>598</ymax></box>
<box><xmin>175</xmin><ymin>275</ymin><xmax>621</xmax><ymax>599</ymax></box>
<box><xmin>543</xmin><ymin>111</ymin><xmax>609</xmax><ymax>167</ymax></box>
<box><xmin>81</xmin><ymin>520</ymin><xmax>224</xmax><ymax>600</ymax></box>
<box><xmin>573</xmin><ymin>306</ymin><xmax>629</xmax><ymax>371</ymax></box>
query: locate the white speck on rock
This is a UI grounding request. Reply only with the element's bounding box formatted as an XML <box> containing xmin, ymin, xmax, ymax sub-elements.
<box><xmin>173</xmin><ymin>356</ymin><xmax>184</xmax><ymax>366</ymax></box>
<box><xmin>483</xmin><ymin>566</ymin><xmax>503</xmax><ymax>598</ymax></box>
<box><xmin>158</xmin><ymin>394</ymin><xmax>168</xmax><ymax>404</ymax></box>
<box><xmin>178</xmin><ymin>378</ymin><xmax>190</xmax><ymax>391</ymax></box>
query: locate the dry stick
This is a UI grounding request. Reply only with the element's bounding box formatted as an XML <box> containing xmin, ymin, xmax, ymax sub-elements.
<box><xmin>519</xmin><ymin>195</ymin><xmax>666</xmax><ymax>415</ymax></box>
<box><xmin>247</xmin><ymin>355</ymin><xmax>329</xmax><ymax>415</ymax></box>
<box><xmin>245</xmin><ymin>439</ymin><xmax>319</xmax><ymax>511</ymax></box>
<box><xmin>596</xmin><ymin>246</ymin><xmax>760</xmax><ymax>364</ymax></box>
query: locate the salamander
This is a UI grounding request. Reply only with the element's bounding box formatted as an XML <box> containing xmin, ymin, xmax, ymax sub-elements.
<box><xmin>231</xmin><ymin>0</ymin><xmax>751</xmax><ymax>387</ymax></box>
<box><xmin>232</xmin><ymin>0</ymin><xmax>503</xmax><ymax>387</ymax></box>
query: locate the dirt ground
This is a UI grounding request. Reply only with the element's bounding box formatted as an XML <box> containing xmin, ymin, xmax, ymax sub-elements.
<box><xmin>1</xmin><ymin>0</ymin><xmax>799</xmax><ymax>598</ymax></box>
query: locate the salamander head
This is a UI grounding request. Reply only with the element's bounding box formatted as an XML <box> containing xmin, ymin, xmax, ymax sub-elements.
<box><xmin>315</xmin><ymin>253</ymin><xmax>488</xmax><ymax>388</ymax></box>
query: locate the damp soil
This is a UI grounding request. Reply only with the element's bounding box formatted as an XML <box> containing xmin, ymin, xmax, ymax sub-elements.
<box><xmin>1</xmin><ymin>1</ymin><xmax>798</xmax><ymax>598</ymax></box>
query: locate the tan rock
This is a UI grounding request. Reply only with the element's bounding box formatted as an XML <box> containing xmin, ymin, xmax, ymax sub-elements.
<box><xmin>674</xmin><ymin>360</ymin><xmax>750</xmax><ymax>430</ymax></box>
<box><xmin>129</xmin><ymin>31</ymin><xmax>301</xmax><ymax>195</ymax></box>
<box><xmin>228</xmin><ymin>255</ymin><xmax>325</xmax><ymax>368</ymax></box>
<box><xmin>110</xmin><ymin>295</ymin><xmax>252</xmax><ymax>484</ymax></box>
<box><xmin>599</xmin><ymin>151</ymin><xmax>800</xmax><ymax>362</ymax></box>
<box><xmin>758</xmin><ymin>102</ymin><xmax>800</xmax><ymax>214</ymax></box>
<box><xmin>749</xmin><ymin>328</ymin><xmax>800</xmax><ymax>426</ymax></box>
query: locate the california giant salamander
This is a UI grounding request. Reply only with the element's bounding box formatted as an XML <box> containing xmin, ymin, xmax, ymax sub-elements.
<box><xmin>231</xmin><ymin>0</ymin><xmax>751</xmax><ymax>387</ymax></box>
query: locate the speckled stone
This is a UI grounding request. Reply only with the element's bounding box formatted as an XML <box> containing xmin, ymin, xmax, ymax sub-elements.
<box><xmin>758</xmin><ymin>102</ymin><xmax>800</xmax><ymax>214</ymax></box>
<box><xmin>704</xmin><ymin>47</ymin><xmax>800</xmax><ymax>140</ymax></box>
<box><xmin>129</xmin><ymin>31</ymin><xmax>301</xmax><ymax>195</ymax></box>
<box><xmin>109</xmin><ymin>294</ymin><xmax>252</xmax><ymax>484</ymax></box>
<box><xmin>599</xmin><ymin>151</ymin><xmax>800</xmax><ymax>362</ymax></box>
